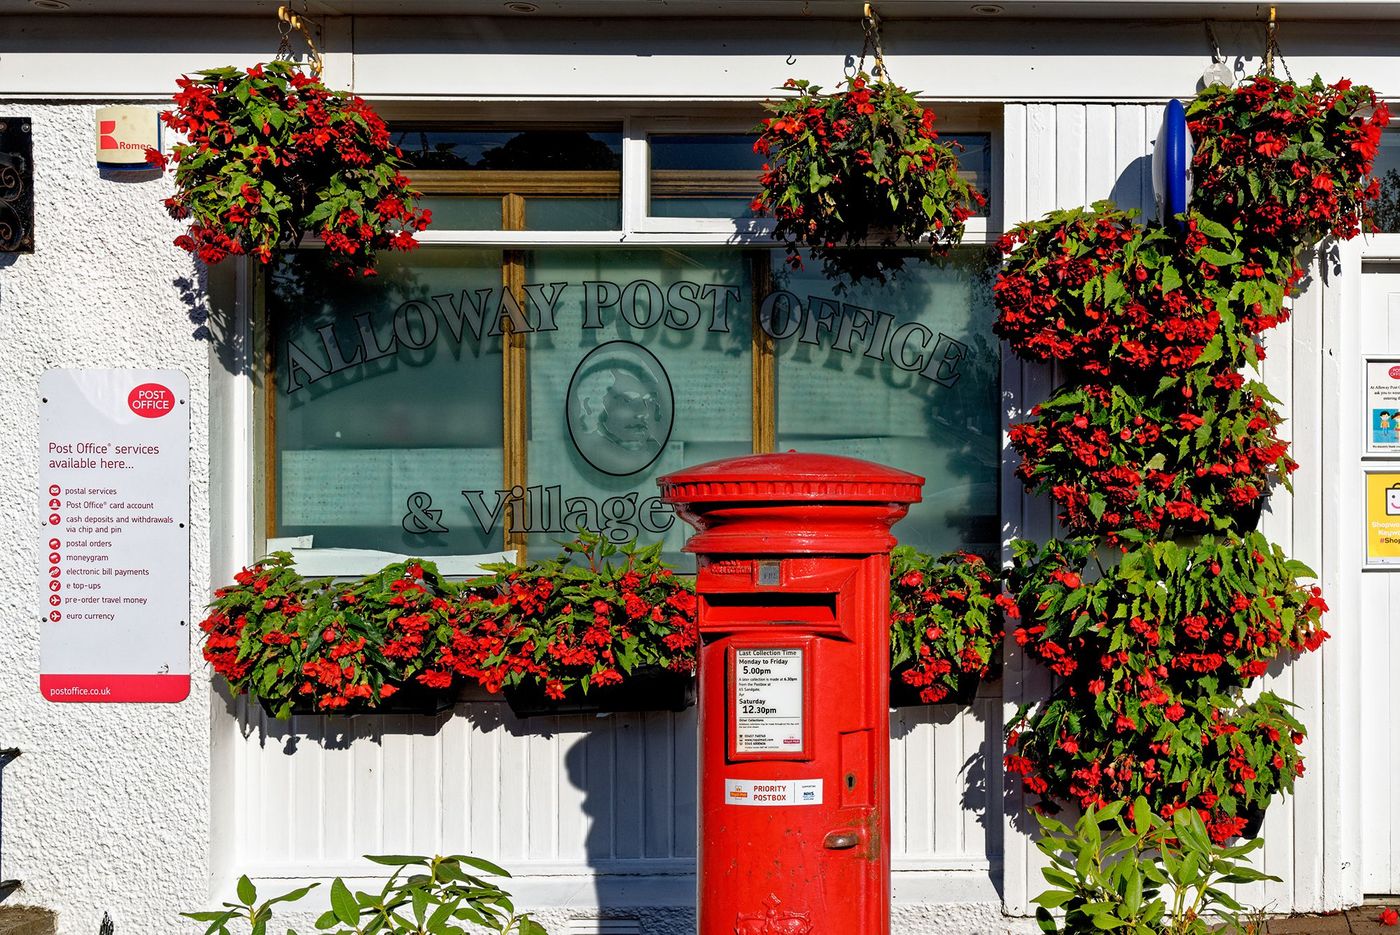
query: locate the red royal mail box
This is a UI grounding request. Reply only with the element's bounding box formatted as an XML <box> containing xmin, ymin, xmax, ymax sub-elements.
<box><xmin>658</xmin><ymin>453</ymin><xmax>923</xmax><ymax>935</ymax></box>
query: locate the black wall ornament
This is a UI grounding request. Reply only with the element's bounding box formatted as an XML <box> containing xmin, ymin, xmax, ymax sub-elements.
<box><xmin>0</xmin><ymin>118</ymin><xmax>33</xmax><ymax>254</ymax></box>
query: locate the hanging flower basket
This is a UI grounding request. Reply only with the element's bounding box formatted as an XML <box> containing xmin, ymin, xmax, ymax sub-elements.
<box><xmin>752</xmin><ymin>71</ymin><xmax>984</xmax><ymax>285</ymax></box>
<box><xmin>154</xmin><ymin>61</ymin><xmax>430</xmax><ymax>277</ymax></box>
<box><xmin>1187</xmin><ymin>74</ymin><xmax>1389</xmax><ymax>259</ymax></box>
<box><xmin>1008</xmin><ymin>379</ymin><xmax>1295</xmax><ymax>544</ymax></box>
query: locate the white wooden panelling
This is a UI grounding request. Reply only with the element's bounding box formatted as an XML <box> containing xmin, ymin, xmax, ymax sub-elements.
<box><xmin>231</xmin><ymin>695</ymin><xmax>1002</xmax><ymax>885</ymax></box>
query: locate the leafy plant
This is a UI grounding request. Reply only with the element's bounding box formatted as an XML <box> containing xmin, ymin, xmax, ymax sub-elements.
<box><xmin>1003</xmin><ymin>533</ymin><xmax>1326</xmax><ymax>841</ymax></box>
<box><xmin>1032</xmin><ymin>797</ymin><xmax>1278</xmax><ymax>934</ymax></box>
<box><xmin>1009</xmin><ymin>379</ymin><xmax>1295</xmax><ymax>542</ymax></box>
<box><xmin>155</xmin><ymin>61</ymin><xmax>430</xmax><ymax>276</ymax></box>
<box><xmin>752</xmin><ymin>72</ymin><xmax>984</xmax><ymax>284</ymax></box>
<box><xmin>436</xmin><ymin>533</ymin><xmax>699</xmax><ymax>699</ymax></box>
<box><xmin>200</xmin><ymin>556</ymin><xmax>461</xmax><ymax>717</ymax></box>
<box><xmin>889</xmin><ymin>547</ymin><xmax>1011</xmax><ymax>704</ymax></box>
<box><xmin>1188</xmin><ymin>75</ymin><xmax>1389</xmax><ymax>261</ymax></box>
<box><xmin>183</xmin><ymin>853</ymin><xmax>545</xmax><ymax>935</ymax></box>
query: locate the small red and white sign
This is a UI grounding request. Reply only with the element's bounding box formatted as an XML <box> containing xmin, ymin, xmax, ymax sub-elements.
<box><xmin>39</xmin><ymin>369</ymin><xmax>190</xmax><ymax>704</ymax></box>
<box><xmin>95</xmin><ymin>105</ymin><xmax>161</xmax><ymax>168</ymax></box>
<box><xmin>128</xmin><ymin>383</ymin><xmax>175</xmax><ymax>418</ymax></box>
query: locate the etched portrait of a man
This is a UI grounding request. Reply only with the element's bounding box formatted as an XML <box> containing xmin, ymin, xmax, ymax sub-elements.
<box><xmin>566</xmin><ymin>341</ymin><xmax>675</xmax><ymax>476</ymax></box>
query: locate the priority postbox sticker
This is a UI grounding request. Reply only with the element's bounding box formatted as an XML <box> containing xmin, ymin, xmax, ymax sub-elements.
<box><xmin>724</xmin><ymin>778</ymin><xmax>823</xmax><ymax>806</ymax></box>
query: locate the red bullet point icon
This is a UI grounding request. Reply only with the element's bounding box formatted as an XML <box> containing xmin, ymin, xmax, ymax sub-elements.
<box><xmin>48</xmin><ymin>580</ymin><xmax>61</xmax><ymax>592</ymax></box>
<box><xmin>48</xmin><ymin>485</ymin><xmax>60</xmax><ymax>496</ymax></box>
<box><xmin>48</xmin><ymin>595</ymin><xmax>61</xmax><ymax>607</ymax></box>
<box><xmin>48</xmin><ymin>567</ymin><xmax>60</xmax><ymax>579</ymax></box>
<box><xmin>48</xmin><ymin>552</ymin><xmax>60</xmax><ymax>564</ymax></box>
<box><xmin>47</xmin><ymin>498</ymin><xmax>60</xmax><ymax>510</ymax></box>
<box><xmin>49</xmin><ymin>611</ymin><xmax>61</xmax><ymax>622</ymax></box>
<box><xmin>48</xmin><ymin>514</ymin><xmax>60</xmax><ymax>525</ymax></box>
<box><xmin>48</xmin><ymin>538</ymin><xmax>60</xmax><ymax>550</ymax></box>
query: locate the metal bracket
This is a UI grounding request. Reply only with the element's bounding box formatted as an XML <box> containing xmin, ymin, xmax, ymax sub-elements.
<box><xmin>0</xmin><ymin>748</ymin><xmax>20</xmax><ymax>899</ymax></box>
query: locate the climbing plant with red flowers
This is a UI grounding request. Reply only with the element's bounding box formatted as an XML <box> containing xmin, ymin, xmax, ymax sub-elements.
<box><xmin>154</xmin><ymin>61</ymin><xmax>430</xmax><ymax>276</ymax></box>
<box><xmin>998</xmin><ymin>74</ymin><xmax>1384</xmax><ymax>842</ymax></box>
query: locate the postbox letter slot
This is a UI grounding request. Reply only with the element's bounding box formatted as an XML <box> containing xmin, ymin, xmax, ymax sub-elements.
<box><xmin>701</xmin><ymin>592</ymin><xmax>838</xmax><ymax>625</ymax></box>
<box><xmin>823</xmin><ymin>831</ymin><xmax>861</xmax><ymax>850</ymax></box>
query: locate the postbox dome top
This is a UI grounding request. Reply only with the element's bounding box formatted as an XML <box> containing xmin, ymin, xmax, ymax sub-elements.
<box><xmin>657</xmin><ymin>451</ymin><xmax>924</xmax><ymax>505</ymax></box>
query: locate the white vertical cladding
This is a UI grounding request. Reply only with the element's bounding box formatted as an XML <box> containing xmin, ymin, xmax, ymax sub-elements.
<box><xmin>1002</xmin><ymin>100</ymin><xmax>1220</xmax><ymax>912</ymax></box>
<box><xmin>230</xmin><ymin>701</ymin><xmax>1002</xmax><ymax>891</ymax></box>
<box><xmin>1345</xmin><ymin>238</ymin><xmax>1400</xmax><ymax>900</ymax></box>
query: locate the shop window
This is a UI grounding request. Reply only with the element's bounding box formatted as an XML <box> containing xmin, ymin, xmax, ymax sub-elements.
<box><xmin>770</xmin><ymin>252</ymin><xmax>1001</xmax><ymax>554</ymax></box>
<box><xmin>1372</xmin><ymin>129</ymin><xmax>1400</xmax><ymax>231</ymax></box>
<box><xmin>648</xmin><ymin>133</ymin><xmax>765</xmax><ymax>219</ymax></box>
<box><xmin>267</xmin><ymin>248</ymin><xmax>506</xmax><ymax>571</ymax></box>
<box><xmin>264</xmin><ymin>246</ymin><xmax>998</xmax><ymax>572</ymax></box>
<box><xmin>396</xmin><ymin>127</ymin><xmax>623</xmax><ymax>231</ymax></box>
<box><xmin>264</xmin><ymin>122</ymin><xmax>1000</xmax><ymax>572</ymax></box>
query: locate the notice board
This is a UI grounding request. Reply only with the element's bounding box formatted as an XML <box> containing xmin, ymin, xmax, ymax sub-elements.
<box><xmin>38</xmin><ymin>369</ymin><xmax>190</xmax><ymax>702</ymax></box>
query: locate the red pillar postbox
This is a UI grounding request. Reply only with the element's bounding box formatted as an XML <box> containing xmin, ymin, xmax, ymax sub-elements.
<box><xmin>658</xmin><ymin>452</ymin><xmax>923</xmax><ymax>935</ymax></box>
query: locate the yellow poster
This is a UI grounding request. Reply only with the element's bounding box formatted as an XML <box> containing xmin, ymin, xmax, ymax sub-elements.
<box><xmin>1366</xmin><ymin>472</ymin><xmax>1400</xmax><ymax>565</ymax></box>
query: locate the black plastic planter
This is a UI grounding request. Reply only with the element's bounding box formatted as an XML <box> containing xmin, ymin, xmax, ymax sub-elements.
<box><xmin>888</xmin><ymin>673</ymin><xmax>980</xmax><ymax>709</ymax></box>
<box><xmin>256</xmin><ymin>685</ymin><xmax>457</xmax><ymax>720</ymax></box>
<box><xmin>503</xmin><ymin>667</ymin><xmax>696</xmax><ymax>719</ymax></box>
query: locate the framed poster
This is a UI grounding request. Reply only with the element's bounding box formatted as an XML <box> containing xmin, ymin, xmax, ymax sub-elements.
<box><xmin>1364</xmin><ymin>357</ymin><xmax>1400</xmax><ymax>456</ymax></box>
<box><xmin>1365</xmin><ymin>470</ymin><xmax>1400</xmax><ymax>568</ymax></box>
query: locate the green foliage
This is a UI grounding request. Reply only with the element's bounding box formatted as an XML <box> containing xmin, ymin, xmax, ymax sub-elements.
<box><xmin>437</xmin><ymin>532</ymin><xmax>699</xmax><ymax>698</ymax></box>
<box><xmin>182</xmin><ymin>854</ymin><xmax>545</xmax><ymax>935</ymax></box>
<box><xmin>199</xmin><ymin>556</ymin><xmax>462</xmax><ymax>717</ymax></box>
<box><xmin>1032</xmin><ymin>798</ymin><xmax>1277</xmax><ymax>935</ymax></box>
<box><xmin>159</xmin><ymin>61</ymin><xmax>430</xmax><ymax>275</ymax></box>
<box><xmin>752</xmin><ymin>72</ymin><xmax>984</xmax><ymax>284</ymax></box>
<box><xmin>889</xmin><ymin>546</ymin><xmax>1010</xmax><ymax>704</ymax></box>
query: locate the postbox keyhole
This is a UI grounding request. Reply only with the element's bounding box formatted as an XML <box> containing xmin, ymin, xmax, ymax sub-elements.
<box><xmin>845</xmin><ymin>772</ymin><xmax>857</xmax><ymax>792</ymax></box>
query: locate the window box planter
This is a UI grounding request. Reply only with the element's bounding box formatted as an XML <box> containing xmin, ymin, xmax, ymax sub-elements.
<box><xmin>503</xmin><ymin>667</ymin><xmax>696</xmax><ymax>719</ymax></box>
<box><xmin>888</xmin><ymin>671</ymin><xmax>981</xmax><ymax>709</ymax></box>
<box><xmin>256</xmin><ymin>685</ymin><xmax>457</xmax><ymax>720</ymax></box>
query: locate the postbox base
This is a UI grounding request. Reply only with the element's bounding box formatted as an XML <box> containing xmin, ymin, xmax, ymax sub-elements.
<box><xmin>503</xmin><ymin>667</ymin><xmax>696</xmax><ymax>719</ymax></box>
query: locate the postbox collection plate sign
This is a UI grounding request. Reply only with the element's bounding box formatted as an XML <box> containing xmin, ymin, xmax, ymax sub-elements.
<box><xmin>733</xmin><ymin>647</ymin><xmax>806</xmax><ymax>754</ymax></box>
<box><xmin>38</xmin><ymin>369</ymin><xmax>190</xmax><ymax>702</ymax></box>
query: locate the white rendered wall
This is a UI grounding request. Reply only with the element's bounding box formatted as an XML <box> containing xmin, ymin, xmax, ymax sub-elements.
<box><xmin>0</xmin><ymin>104</ymin><xmax>213</xmax><ymax>932</ymax></box>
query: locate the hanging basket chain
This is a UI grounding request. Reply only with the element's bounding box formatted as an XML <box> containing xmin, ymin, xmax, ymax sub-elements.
<box><xmin>858</xmin><ymin>2</ymin><xmax>889</xmax><ymax>82</ymax></box>
<box><xmin>1262</xmin><ymin>5</ymin><xmax>1293</xmax><ymax>82</ymax></box>
<box><xmin>276</xmin><ymin>2</ymin><xmax>323</xmax><ymax>77</ymax></box>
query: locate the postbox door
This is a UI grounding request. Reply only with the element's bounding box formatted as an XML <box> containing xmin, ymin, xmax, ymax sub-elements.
<box><xmin>697</xmin><ymin>557</ymin><xmax>889</xmax><ymax>935</ymax></box>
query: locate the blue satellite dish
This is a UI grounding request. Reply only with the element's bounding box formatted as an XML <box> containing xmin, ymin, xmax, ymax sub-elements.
<box><xmin>1152</xmin><ymin>98</ymin><xmax>1193</xmax><ymax>228</ymax></box>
